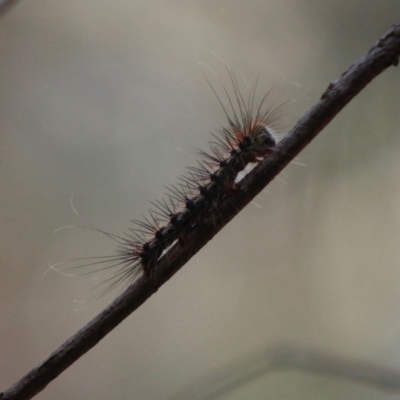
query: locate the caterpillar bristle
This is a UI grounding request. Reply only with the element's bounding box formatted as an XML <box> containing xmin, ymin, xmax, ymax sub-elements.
<box><xmin>62</xmin><ymin>70</ymin><xmax>286</xmax><ymax>297</ymax></box>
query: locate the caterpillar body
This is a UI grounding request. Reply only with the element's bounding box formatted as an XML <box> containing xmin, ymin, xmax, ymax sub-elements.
<box><xmin>70</xmin><ymin>72</ymin><xmax>284</xmax><ymax>294</ymax></box>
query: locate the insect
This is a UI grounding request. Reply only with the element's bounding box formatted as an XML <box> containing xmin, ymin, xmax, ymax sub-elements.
<box><xmin>57</xmin><ymin>69</ymin><xmax>285</xmax><ymax>296</ymax></box>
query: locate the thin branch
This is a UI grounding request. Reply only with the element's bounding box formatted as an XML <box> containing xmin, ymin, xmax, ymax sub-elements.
<box><xmin>168</xmin><ymin>344</ymin><xmax>400</xmax><ymax>400</ymax></box>
<box><xmin>2</xmin><ymin>20</ymin><xmax>400</xmax><ymax>400</ymax></box>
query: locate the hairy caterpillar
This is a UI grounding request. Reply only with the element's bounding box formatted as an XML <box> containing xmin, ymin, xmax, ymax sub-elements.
<box><xmin>63</xmin><ymin>70</ymin><xmax>285</xmax><ymax>295</ymax></box>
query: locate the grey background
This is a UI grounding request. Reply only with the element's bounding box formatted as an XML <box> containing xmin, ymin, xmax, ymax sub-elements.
<box><xmin>1</xmin><ymin>1</ymin><xmax>400</xmax><ymax>399</ymax></box>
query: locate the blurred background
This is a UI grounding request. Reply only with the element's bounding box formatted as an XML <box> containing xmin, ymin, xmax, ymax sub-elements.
<box><xmin>1</xmin><ymin>1</ymin><xmax>400</xmax><ymax>399</ymax></box>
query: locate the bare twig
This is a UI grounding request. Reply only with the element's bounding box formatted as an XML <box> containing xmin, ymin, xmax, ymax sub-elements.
<box><xmin>168</xmin><ymin>344</ymin><xmax>400</xmax><ymax>400</ymax></box>
<box><xmin>1</xmin><ymin>20</ymin><xmax>400</xmax><ymax>400</ymax></box>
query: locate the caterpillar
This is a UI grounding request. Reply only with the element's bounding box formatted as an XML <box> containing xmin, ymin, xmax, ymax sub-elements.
<box><xmin>65</xmin><ymin>70</ymin><xmax>285</xmax><ymax>295</ymax></box>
